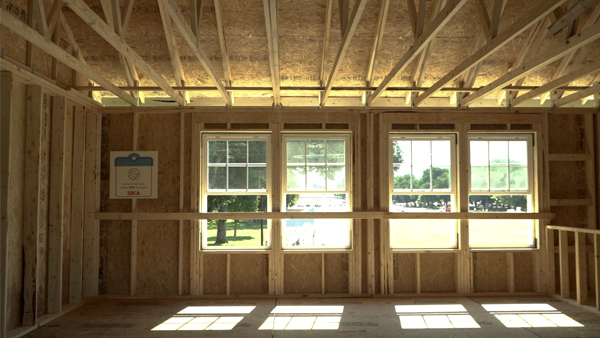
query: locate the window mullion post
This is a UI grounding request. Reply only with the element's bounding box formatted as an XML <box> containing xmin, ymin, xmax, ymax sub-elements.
<box><xmin>458</xmin><ymin>125</ymin><xmax>471</xmax><ymax>294</ymax></box>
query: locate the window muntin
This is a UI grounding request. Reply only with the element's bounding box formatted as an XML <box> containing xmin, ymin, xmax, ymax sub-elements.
<box><xmin>390</xmin><ymin>134</ymin><xmax>457</xmax><ymax>249</ymax></box>
<box><xmin>468</xmin><ymin>134</ymin><xmax>536</xmax><ymax>249</ymax></box>
<box><xmin>201</xmin><ymin>134</ymin><xmax>271</xmax><ymax>250</ymax></box>
<box><xmin>282</xmin><ymin>134</ymin><xmax>352</xmax><ymax>250</ymax></box>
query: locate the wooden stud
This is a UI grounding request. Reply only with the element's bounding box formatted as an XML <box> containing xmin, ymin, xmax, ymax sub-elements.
<box><xmin>69</xmin><ymin>106</ymin><xmax>86</xmax><ymax>304</ymax></box>
<box><xmin>190</xmin><ymin>121</ymin><xmax>200</xmax><ymax>295</ymax></box>
<box><xmin>507</xmin><ymin>252</ymin><xmax>515</xmax><ymax>293</ymax></box>
<box><xmin>546</xmin><ymin>228</ymin><xmax>556</xmax><ymax>294</ymax></box>
<box><xmin>178</xmin><ymin>112</ymin><xmax>185</xmax><ymax>295</ymax></box>
<box><xmin>559</xmin><ymin>230</ymin><xmax>569</xmax><ymax>298</ymax></box>
<box><xmin>416</xmin><ymin>253</ymin><xmax>421</xmax><ymax>294</ymax></box>
<box><xmin>366</xmin><ymin>113</ymin><xmax>375</xmax><ymax>295</ymax></box>
<box><xmin>575</xmin><ymin>232</ymin><xmax>588</xmax><ymax>304</ymax></box>
<box><xmin>458</xmin><ymin>124</ymin><xmax>471</xmax><ymax>294</ymax></box>
<box><xmin>47</xmin><ymin>96</ymin><xmax>67</xmax><ymax>314</ymax></box>
<box><xmin>130</xmin><ymin>112</ymin><xmax>139</xmax><ymax>296</ymax></box>
<box><xmin>0</xmin><ymin>72</ymin><xmax>12</xmax><ymax>338</ymax></box>
<box><xmin>594</xmin><ymin>234</ymin><xmax>600</xmax><ymax>310</ymax></box>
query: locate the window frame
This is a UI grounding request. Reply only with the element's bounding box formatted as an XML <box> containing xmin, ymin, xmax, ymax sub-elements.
<box><xmin>281</xmin><ymin>133</ymin><xmax>353</xmax><ymax>250</ymax></box>
<box><xmin>199</xmin><ymin>133</ymin><xmax>272</xmax><ymax>251</ymax></box>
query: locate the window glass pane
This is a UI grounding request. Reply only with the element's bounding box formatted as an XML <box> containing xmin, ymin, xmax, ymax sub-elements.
<box><xmin>249</xmin><ymin>141</ymin><xmax>266</xmax><ymax>163</ymax></box>
<box><xmin>509</xmin><ymin>141</ymin><xmax>528</xmax><ymax>165</ymax></box>
<box><xmin>391</xmin><ymin>195</ymin><xmax>452</xmax><ymax>212</ymax></box>
<box><xmin>287</xmin><ymin>140</ymin><xmax>305</xmax><ymax>163</ymax></box>
<box><xmin>307</xmin><ymin>140</ymin><xmax>326</xmax><ymax>163</ymax></box>
<box><xmin>283</xmin><ymin>193</ymin><xmax>350</xmax><ymax>249</ymax></box>
<box><xmin>248</xmin><ymin>167</ymin><xmax>266</xmax><ymax>189</ymax></box>
<box><xmin>228</xmin><ymin>167</ymin><xmax>247</xmax><ymax>190</ymax></box>
<box><xmin>287</xmin><ymin>166</ymin><xmax>305</xmax><ymax>190</ymax></box>
<box><xmin>208</xmin><ymin>141</ymin><xmax>227</xmax><ymax>164</ymax></box>
<box><xmin>431</xmin><ymin>167</ymin><xmax>451</xmax><ymax>190</ymax></box>
<box><xmin>393</xmin><ymin>141</ymin><xmax>411</xmax><ymax>165</ymax></box>
<box><xmin>489</xmin><ymin>141</ymin><xmax>508</xmax><ymax>164</ymax></box>
<box><xmin>469</xmin><ymin>195</ymin><xmax>529</xmax><ymax>212</ymax></box>
<box><xmin>203</xmin><ymin>195</ymin><xmax>269</xmax><ymax>249</ymax></box>
<box><xmin>469</xmin><ymin>219</ymin><xmax>535</xmax><ymax>248</ymax></box>
<box><xmin>228</xmin><ymin>141</ymin><xmax>247</xmax><ymax>163</ymax></box>
<box><xmin>393</xmin><ymin>166</ymin><xmax>412</xmax><ymax>190</ymax></box>
<box><xmin>412</xmin><ymin>166</ymin><xmax>430</xmax><ymax>190</ymax></box>
<box><xmin>431</xmin><ymin>141</ymin><xmax>451</xmax><ymax>167</ymax></box>
<box><xmin>208</xmin><ymin>167</ymin><xmax>226</xmax><ymax>189</ymax></box>
<box><xmin>510</xmin><ymin>167</ymin><xmax>528</xmax><ymax>190</ymax></box>
<box><xmin>490</xmin><ymin>166</ymin><xmax>508</xmax><ymax>190</ymax></box>
<box><xmin>470</xmin><ymin>141</ymin><xmax>488</xmax><ymax>166</ymax></box>
<box><xmin>412</xmin><ymin>141</ymin><xmax>431</xmax><ymax>166</ymax></box>
<box><xmin>307</xmin><ymin>166</ymin><xmax>326</xmax><ymax>190</ymax></box>
<box><xmin>471</xmin><ymin>166</ymin><xmax>489</xmax><ymax>190</ymax></box>
<box><xmin>327</xmin><ymin>166</ymin><xmax>345</xmax><ymax>190</ymax></box>
<box><xmin>390</xmin><ymin>219</ymin><xmax>457</xmax><ymax>249</ymax></box>
<box><xmin>327</xmin><ymin>140</ymin><xmax>345</xmax><ymax>163</ymax></box>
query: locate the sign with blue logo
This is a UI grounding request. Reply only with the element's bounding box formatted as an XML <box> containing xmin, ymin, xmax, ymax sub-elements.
<box><xmin>110</xmin><ymin>151</ymin><xmax>158</xmax><ymax>198</ymax></box>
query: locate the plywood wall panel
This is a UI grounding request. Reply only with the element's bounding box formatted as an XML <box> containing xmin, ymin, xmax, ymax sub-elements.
<box><xmin>473</xmin><ymin>252</ymin><xmax>508</xmax><ymax>292</ymax></box>
<box><xmin>393</xmin><ymin>253</ymin><xmax>417</xmax><ymax>293</ymax></box>
<box><xmin>230</xmin><ymin>254</ymin><xmax>268</xmax><ymax>294</ymax></box>
<box><xmin>324</xmin><ymin>254</ymin><xmax>349</xmax><ymax>294</ymax></box>
<box><xmin>203</xmin><ymin>254</ymin><xmax>227</xmax><ymax>295</ymax></box>
<box><xmin>284</xmin><ymin>254</ymin><xmax>321</xmax><ymax>294</ymax></box>
<box><xmin>99</xmin><ymin>220</ymin><xmax>131</xmax><ymax>295</ymax></box>
<box><xmin>100</xmin><ymin>114</ymin><xmax>133</xmax><ymax>213</ymax></box>
<box><xmin>548</xmin><ymin>114</ymin><xmax>586</xmax><ymax>154</ymax></box>
<box><xmin>183</xmin><ymin>113</ymin><xmax>192</xmax><ymax>212</ymax></box>
<box><xmin>137</xmin><ymin>113</ymin><xmax>180</xmax><ymax>212</ymax></box>
<box><xmin>551</xmin><ymin>206</ymin><xmax>588</xmax><ymax>230</ymax></box>
<box><xmin>420</xmin><ymin>253</ymin><xmax>456</xmax><ymax>293</ymax></box>
<box><xmin>549</xmin><ymin>161</ymin><xmax>588</xmax><ymax>199</ymax></box>
<box><xmin>514</xmin><ymin>252</ymin><xmax>534</xmax><ymax>292</ymax></box>
<box><xmin>136</xmin><ymin>221</ymin><xmax>178</xmax><ymax>295</ymax></box>
<box><xmin>181</xmin><ymin>221</ymin><xmax>190</xmax><ymax>295</ymax></box>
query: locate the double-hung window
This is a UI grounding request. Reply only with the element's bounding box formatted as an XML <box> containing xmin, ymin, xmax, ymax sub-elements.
<box><xmin>200</xmin><ymin>134</ymin><xmax>271</xmax><ymax>249</ymax></box>
<box><xmin>389</xmin><ymin>134</ymin><xmax>458</xmax><ymax>249</ymax></box>
<box><xmin>468</xmin><ymin>134</ymin><xmax>536</xmax><ymax>248</ymax></box>
<box><xmin>282</xmin><ymin>134</ymin><xmax>352</xmax><ymax>249</ymax></box>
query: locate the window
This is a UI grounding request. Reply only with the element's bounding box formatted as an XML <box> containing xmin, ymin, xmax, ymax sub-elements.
<box><xmin>200</xmin><ymin>134</ymin><xmax>270</xmax><ymax>249</ymax></box>
<box><xmin>389</xmin><ymin>134</ymin><xmax>458</xmax><ymax>249</ymax></box>
<box><xmin>468</xmin><ymin>134</ymin><xmax>536</xmax><ymax>248</ymax></box>
<box><xmin>282</xmin><ymin>134</ymin><xmax>352</xmax><ymax>249</ymax></box>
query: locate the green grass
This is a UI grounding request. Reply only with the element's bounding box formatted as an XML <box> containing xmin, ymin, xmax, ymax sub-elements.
<box><xmin>206</xmin><ymin>219</ymin><xmax>268</xmax><ymax>247</ymax></box>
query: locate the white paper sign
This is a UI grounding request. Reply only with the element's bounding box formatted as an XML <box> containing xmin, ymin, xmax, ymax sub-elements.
<box><xmin>110</xmin><ymin>151</ymin><xmax>158</xmax><ymax>199</ymax></box>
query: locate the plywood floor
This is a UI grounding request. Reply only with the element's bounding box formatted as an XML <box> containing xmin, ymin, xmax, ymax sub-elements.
<box><xmin>23</xmin><ymin>296</ymin><xmax>600</xmax><ymax>337</ymax></box>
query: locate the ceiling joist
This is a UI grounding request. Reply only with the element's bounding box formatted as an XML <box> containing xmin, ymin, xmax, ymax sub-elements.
<box><xmin>413</xmin><ymin>0</ymin><xmax>568</xmax><ymax>107</ymax></box>
<box><xmin>319</xmin><ymin>0</ymin><xmax>333</xmax><ymax>87</ymax></box>
<box><xmin>263</xmin><ymin>0</ymin><xmax>281</xmax><ymax>106</ymax></box>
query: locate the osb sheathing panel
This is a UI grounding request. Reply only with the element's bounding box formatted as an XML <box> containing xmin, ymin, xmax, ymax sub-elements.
<box><xmin>2</xmin><ymin>0</ymin><xmax>29</xmax><ymax>64</ymax></box>
<box><xmin>203</xmin><ymin>254</ymin><xmax>227</xmax><ymax>295</ymax></box>
<box><xmin>549</xmin><ymin>161</ymin><xmax>588</xmax><ymax>199</ymax></box>
<box><xmin>99</xmin><ymin>220</ymin><xmax>131</xmax><ymax>295</ymax></box>
<box><xmin>230</xmin><ymin>254</ymin><xmax>268</xmax><ymax>294</ymax></box>
<box><xmin>136</xmin><ymin>221</ymin><xmax>179</xmax><ymax>295</ymax></box>
<box><xmin>551</xmin><ymin>206</ymin><xmax>588</xmax><ymax>230</ymax></box>
<box><xmin>473</xmin><ymin>252</ymin><xmax>507</xmax><ymax>292</ymax></box>
<box><xmin>420</xmin><ymin>253</ymin><xmax>455</xmax><ymax>293</ymax></box>
<box><xmin>284</xmin><ymin>254</ymin><xmax>321</xmax><ymax>294</ymax></box>
<box><xmin>393</xmin><ymin>253</ymin><xmax>417</xmax><ymax>294</ymax></box>
<box><xmin>137</xmin><ymin>113</ymin><xmax>180</xmax><ymax>212</ymax></box>
<box><xmin>98</xmin><ymin>114</ymin><xmax>133</xmax><ymax>295</ymax></box>
<box><xmin>514</xmin><ymin>252</ymin><xmax>534</xmax><ymax>292</ymax></box>
<box><xmin>181</xmin><ymin>221</ymin><xmax>190</xmax><ymax>295</ymax></box>
<box><xmin>6</xmin><ymin>80</ymin><xmax>27</xmax><ymax>331</ymax></box>
<box><xmin>548</xmin><ymin>114</ymin><xmax>587</xmax><ymax>154</ymax></box>
<box><xmin>324</xmin><ymin>253</ymin><xmax>349</xmax><ymax>293</ymax></box>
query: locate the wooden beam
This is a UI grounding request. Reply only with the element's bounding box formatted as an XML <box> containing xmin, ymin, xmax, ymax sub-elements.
<box><xmin>32</xmin><ymin>0</ymin><xmax>50</xmax><ymax>39</ymax></box>
<box><xmin>0</xmin><ymin>72</ymin><xmax>12</xmax><ymax>338</ymax></box>
<box><xmin>263</xmin><ymin>0</ymin><xmax>281</xmax><ymax>105</ymax></box>
<box><xmin>489</xmin><ymin>0</ymin><xmax>504</xmax><ymax>39</ymax></box>
<box><xmin>548</xmin><ymin>0</ymin><xmax>597</xmax><ymax>35</ymax></box>
<box><xmin>46</xmin><ymin>0</ymin><xmax>63</xmax><ymax>35</ymax></box>
<box><xmin>159</xmin><ymin>0</ymin><xmax>231</xmax><ymax>105</ymax></box>
<box><xmin>69</xmin><ymin>107</ymin><xmax>86</xmax><ymax>304</ymax></box>
<box><xmin>62</xmin><ymin>0</ymin><xmax>185</xmax><ymax>106</ymax></box>
<box><xmin>594</xmin><ymin>234</ymin><xmax>600</xmax><ymax>311</ymax></box>
<box><xmin>122</xmin><ymin>0</ymin><xmax>134</xmax><ymax>30</ymax></box>
<box><xmin>367</xmin><ymin>0</ymin><xmax>467</xmax><ymax>106</ymax></box>
<box><xmin>366</xmin><ymin>0</ymin><xmax>390</xmax><ymax>88</ymax></box>
<box><xmin>339</xmin><ymin>0</ymin><xmax>349</xmax><ymax>36</ymax></box>
<box><xmin>461</xmin><ymin>20</ymin><xmax>600</xmax><ymax>106</ymax></box>
<box><xmin>22</xmin><ymin>86</ymin><xmax>44</xmax><ymax>326</ymax></box>
<box><xmin>413</xmin><ymin>0</ymin><xmax>568</xmax><ymax>106</ymax></box>
<box><xmin>47</xmin><ymin>96</ymin><xmax>66</xmax><ymax>315</ymax></box>
<box><xmin>190</xmin><ymin>0</ymin><xmax>203</xmax><ymax>46</ymax></box>
<box><xmin>575</xmin><ymin>232</ymin><xmax>588</xmax><ymax>304</ymax></box>
<box><xmin>475</xmin><ymin>0</ymin><xmax>491</xmax><ymax>41</ymax></box>
<box><xmin>514</xmin><ymin>61</ymin><xmax>600</xmax><ymax>106</ymax></box>
<box><xmin>320</xmin><ymin>0</ymin><xmax>333</xmax><ymax>87</ymax></box>
<box><xmin>214</xmin><ymin>0</ymin><xmax>231</xmax><ymax>88</ymax></box>
<box><xmin>158</xmin><ymin>0</ymin><xmax>189</xmax><ymax>102</ymax></box>
<box><xmin>416</xmin><ymin>0</ymin><xmax>426</xmax><ymax>39</ymax></box>
<box><xmin>321</xmin><ymin>0</ymin><xmax>368</xmax><ymax>106</ymax></box>
<box><xmin>0</xmin><ymin>9</ymin><xmax>135</xmax><ymax>105</ymax></box>
<box><xmin>546</xmin><ymin>228</ymin><xmax>556</xmax><ymax>294</ymax></box>
<box><xmin>406</xmin><ymin>0</ymin><xmax>417</xmax><ymax>38</ymax></box>
<box><xmin>559</xmin><ymin>230</ymin><xmax>569</xmax><ymax>298</ymax></box>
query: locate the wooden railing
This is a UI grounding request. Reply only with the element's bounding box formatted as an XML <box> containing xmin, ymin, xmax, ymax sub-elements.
<box><xmin>546</xmin><ymin>225</ymin><xmax>600</xmax><ymax>310</ymax></box>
